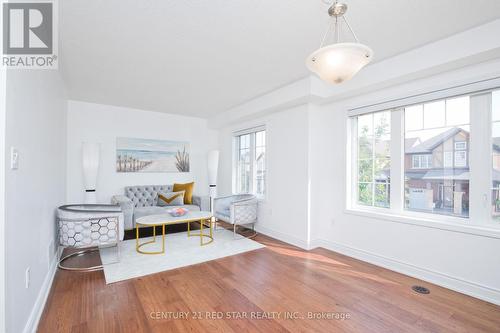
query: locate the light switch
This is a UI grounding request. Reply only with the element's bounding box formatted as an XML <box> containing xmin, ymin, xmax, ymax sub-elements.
<box><xmin>10</xmin><ymin>147</ymin><xmax>19</xmax><ymax>170</ymax></box>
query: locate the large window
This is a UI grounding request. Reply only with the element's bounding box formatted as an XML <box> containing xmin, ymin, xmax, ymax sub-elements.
<box><xmin>404</xmin><ymin>97</ymin><xmax>470</xmax><ymax>218</ymax></box>
<box><xmin>356</xmin><ymin>111</ymin><xmax>391</xmax><ymax>208</ymax></box>
<box><xmin>350</xmin><ymin>89</ymin><xmax>500</xmax><ymax>226</ymax></box>
<box><xmin>234</xmin><ymin>128</ymin><xmax>266</xmax><ymax>197</ymax></box>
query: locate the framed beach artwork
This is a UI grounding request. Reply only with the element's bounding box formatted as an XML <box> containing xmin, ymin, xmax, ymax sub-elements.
<box><xmin>116</xmin><ymin>137</ymin><xmax>190</xmax><ymax>173</ymax></box>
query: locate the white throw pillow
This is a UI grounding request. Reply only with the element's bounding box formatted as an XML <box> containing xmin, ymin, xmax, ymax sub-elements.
<box><xmin>157</xmin><ymin>190</ymin><xmax>185</xmax><ymax>206</ymax></box>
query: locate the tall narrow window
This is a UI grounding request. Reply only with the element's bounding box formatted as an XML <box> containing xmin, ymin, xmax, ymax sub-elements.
<box><xmin>254</xmin><ymin>130</ymin><xmax>266</xmax><ymax>196</ymax></box>
<box><xmin>404</xmin><ymin>96</ymin><xmax>470</xmax><ymax>217</ymax></box>
<box><xmin>356</xmin><ymin>111</ymin><xmax>391</xmax><ymax>208</ymax></box>
<box><xmin>236</xmin><ymin>134</ymin><xmax>251</xmax><ymax>194</ymax></box>
<box><xmin>492</xmin><ymin>90</ymin><xmax>500</xmax><ymax>220</ymax></box>
<box><xmin>234</xmin><ymin>128</ymin><xmax>266</xmax><ymax>197</ymax></box>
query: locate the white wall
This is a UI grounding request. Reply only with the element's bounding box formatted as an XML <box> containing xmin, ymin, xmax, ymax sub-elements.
<box><xmin>66</xmin><ymin>101</ymin><xmax>218</xmax><ymax>204</ymax></box>
<box><xmin>0</xmin><ymin>68</ymin><xmax>6</xmax><ymax>333</ymax></box>
<box><xmin>218</xmin><ymin>105</ymin><xmax>311</xmax><ymax>248</ymax></box>
<box><xmin>309</xmin><ymin>94</ymin><xmax>500</xmax><ymax>305</ymax></box>
<box><xmin>213</xmin><ymin>20</ymin><xmax>500</xmax><ymax>305</ymax></box>
<box><xmin>4</xmin><ymin>70</ymin><xmax>67</xmax><ymax>333</ymax></box>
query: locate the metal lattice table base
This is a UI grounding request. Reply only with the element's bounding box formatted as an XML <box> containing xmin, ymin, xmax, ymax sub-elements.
<box><xmin>57</xmin><ymin>204</ymin><xmax>123</xmax><ymax>272</ymax></box>
<box><xmin>58</xmin><ymin>244</ymin><xmax>120</xmax><ymax>272</ymax></box>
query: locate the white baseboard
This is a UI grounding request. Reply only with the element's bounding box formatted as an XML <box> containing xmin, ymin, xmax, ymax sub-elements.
<box><xmin>255</xmin><ymin>225</ymin><xmax>313</xmax><ymax>250</ymax></box>
<box><xmin>23</xmin><ymin>257</ymin><xmax>58</xmax><ymax>333</ymax></box>
<box><xmin>313</xmin><ymin>239</ymin><xmax>500</xmax><ymax>306</ymax></box>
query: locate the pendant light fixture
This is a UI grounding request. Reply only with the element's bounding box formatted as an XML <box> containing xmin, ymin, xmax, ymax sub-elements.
<box><xmin>306</xmin><ymin>1</ymin><xmax>373</xmax><ymax>84</ymax></box>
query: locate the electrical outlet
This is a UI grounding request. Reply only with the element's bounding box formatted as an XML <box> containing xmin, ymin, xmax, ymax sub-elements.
<box><xmin>25</xmin><ymin>267</ymin><xmax>30</xmax><ymax>289</ymax></box>
<box><xmin>10</xmin><ymin>147</ymin><xmax>19</xmax><ymax>170</ymax></box>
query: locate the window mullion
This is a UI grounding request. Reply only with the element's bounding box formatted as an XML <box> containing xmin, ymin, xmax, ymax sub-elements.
<box><xmin>390</xmin><ymin>109</ymin><xmax>403</xmax><ymax>212</ymax></box>
<box><xmin>350</xmin><ymin>118</ymin><xmax>358</xmax><ymax>208</ymax></box>
<box><xmin>469</xmin><ymin>93</ymin><xmax>492</xmax><ymax>224</ymax></box>
<box><xmin>372</xmin><ymin>114</ymin><xmax>376</xmax><ymax>206</ymax></box>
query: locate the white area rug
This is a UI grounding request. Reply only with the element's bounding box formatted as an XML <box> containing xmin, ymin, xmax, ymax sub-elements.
<box><xmin>99</xmin><ymin>228</ymin><xmax>265</xmax><ymax>284</ymax></box>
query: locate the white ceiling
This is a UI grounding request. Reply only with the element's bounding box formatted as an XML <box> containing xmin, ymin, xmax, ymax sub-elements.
<box><xmin>61</xmin><ymin>0</ymin><xmax>500</xmax><ymax>118</ymax></box>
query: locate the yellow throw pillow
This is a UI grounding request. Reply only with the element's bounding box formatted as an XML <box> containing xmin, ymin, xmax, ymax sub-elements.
<box><xmin>173</xmin><ymin>182</ymin><xmax>194</xmax><ymax>204</ymax></box>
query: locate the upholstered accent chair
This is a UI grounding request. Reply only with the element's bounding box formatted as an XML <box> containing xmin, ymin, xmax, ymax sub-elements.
<box><xmin>213</xmin><ymin>194</ymin><xmax>258</xmax><ymax>237</ymax></box>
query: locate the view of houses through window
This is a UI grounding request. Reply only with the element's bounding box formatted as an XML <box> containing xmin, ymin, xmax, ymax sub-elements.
<box><xmin>404</xmin><ymin>97</ymin><xmax>470</xmax><ymax>218</ymax></box>
<box><xmin>234</xmin><ymin>129</ymin><xmax>266</xmax><ymax>197</ymax></box>
<box><xmin>351</xmin><ymin>92</ymin><xmax>499</xmax><ymax>221</ymax></box>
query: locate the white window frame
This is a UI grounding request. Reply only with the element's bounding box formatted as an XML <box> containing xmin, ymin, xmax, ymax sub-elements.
<box><xmin>411</xmin><ymin>155</ymin><xmax>420</xmax><ymax>169</ymax></box>
<box><xmin>455</xmin><ymin>141</ymin><xmax>467</xmax><ymax>150</ymax></box>
<box><xmin>347</xmin><ymin>81</ymin><xmax>500</xmax><ymax>236</ymax></box>
<box><xmin>454</xmin><ymin>151</ymin><xmax>467</xmax><ymax>167</ymax></box>
<box><xmin>232</xmin><ymin>126</ymin><xmax>266</xmax><ymax>198</ymax></box>
<box><xmin>443</xmin><ymin>151</ymin><xmax>453</xmax><ymax>168</ymax></box>
<box><xmin>352</xmin><ymin>111</ymin><xmax>392</xmax><ymax>209</ymax></box>
<box><xmin>412</xmin><ymin>154</ymin><xmax>432</xmax><ymax>169</ymax></box>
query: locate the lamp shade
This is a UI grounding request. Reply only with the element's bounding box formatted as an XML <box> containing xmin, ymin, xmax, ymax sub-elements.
<box><xmin>82</xmin><ymin>142</ymin><xmax>100</xmax><ymax>203</ymax></box>
<box><xmin>306</xmin><ymin>42</ymin><xmax>373</xmax><ymax>84</ymax></box>
<box><xmin>207</xmin><ymin>150</ymin><xmax>219</xmax><ymax>186</ymax></box>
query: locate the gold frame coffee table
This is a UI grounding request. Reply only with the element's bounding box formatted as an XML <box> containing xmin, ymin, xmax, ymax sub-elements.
<box><xmin>135</xmin><ymin>211</ymin><xmax>214</xmax><ymax>255</ymax></box>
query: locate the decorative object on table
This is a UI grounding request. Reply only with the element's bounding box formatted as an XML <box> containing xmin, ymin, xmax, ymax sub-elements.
<box><xmin>111</xmin><ymin>184</ymin><xmax>210</xmax><ymax>230</ymax></box>
<box><xmin>116</xmin><ymin>137</ymin><xmax>190</xmax><ymax>173</ymax></box>
<box><xmin>207</xmin><ymin>150</ymin><xmax>219</xmax><ymax>212</ymax></box>
<box><xmin>57</xmin><ymin>204</ymin><xmax>124</xmax><ymax>271</ymax></box>
<box><xmin>100</xmin><ymin>228</ymin><xmax>265</xmax><ymax>284</ymax></box>
<box><xmin>167</xmin><ymin>207</ymin><xmax>189</xmax><ymax>217</ymax></box>
<box><xmin>306</xmin><ymin>1</ymin><xmax>373</xmax><ymax>84</ymax></box>
<box><xmin>173</xmin><ymin>182</ymin><xmax>195</xmax><ymax>204</ymax></box>
<box><xmin>213</xmin><ymin>194</ymin><xmax>258</xmax><ymax>238</ymax></box>
<box><xmin>157</xmin><ymin>190</ymin><xmax>185</xmax><ymax>206</ymax></box>
<box><xmin>135</xmin><ymin>211</ymin><xmax>213</xmax><ymax>255</ymax></box>
<box><xmin>82</xmin><ymin>142</ymin><xmax>100</xmax><ymax>204</ymax></box>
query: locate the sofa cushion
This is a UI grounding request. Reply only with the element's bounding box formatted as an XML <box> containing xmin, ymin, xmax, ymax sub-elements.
<box><xmin>133</xmin><ymin>206</ymin><xmax>168</xmax><ymax>221</ymax></box>
<box><xmin>169</xmin><ymin>204</ymin><xmax>201</xmax><ymax>212</ymax></box>
<box><xmin>125</xmin><ymin>185</ymin><xmax>173</xmax><ymax>207</ymax></box>
<box><xmin>214</xmin><ymin>210</ymin><xmax>231</xmax><ymax>222</ymax></box>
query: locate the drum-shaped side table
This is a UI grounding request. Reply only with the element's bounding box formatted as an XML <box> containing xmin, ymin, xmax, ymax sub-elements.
<box><xmin>57</xmin><ymin>204</ymin><xmax>123</xmax><ymax>271</ymax></box>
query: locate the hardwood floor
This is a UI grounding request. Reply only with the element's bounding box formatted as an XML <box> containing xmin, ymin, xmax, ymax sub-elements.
<box><xmin>38</xmin><ymin>228</ymin><xmax>500</xmax><ymax>333</ymax></box>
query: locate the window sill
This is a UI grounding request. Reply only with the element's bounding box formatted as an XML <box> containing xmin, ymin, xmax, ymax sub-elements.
<box><xmin>344</xmin><ymin>208</ymin><xmax>500</xmax><ymax>239</ymax></box>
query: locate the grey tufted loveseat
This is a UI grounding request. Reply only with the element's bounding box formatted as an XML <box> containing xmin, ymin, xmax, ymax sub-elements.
<box><xmin>111</xmin><ymin>185</ymin><xmax>210</xmax><ymax>230</ymax></box>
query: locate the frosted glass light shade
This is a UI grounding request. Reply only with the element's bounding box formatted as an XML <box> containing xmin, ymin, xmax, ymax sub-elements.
<box><xmin>82</xmin><ymin>142</ymin><xmax>100</xmax><ymax>203</ymax></box>
<box><xmin>207</xmin><ymin>150</ymin><xmax>219</xmax><ymax>186</ymax></box>
<box><xmin>306</xmin><ymin>42</ymin><xmax>373</xmax><ymax>84</ymax></box>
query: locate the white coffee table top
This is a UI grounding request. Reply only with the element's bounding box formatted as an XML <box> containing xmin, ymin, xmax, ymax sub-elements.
<box><xmin>136</xmin><ymin>211</ymin><xmax>213</xmax><ymax>226</ymax></box>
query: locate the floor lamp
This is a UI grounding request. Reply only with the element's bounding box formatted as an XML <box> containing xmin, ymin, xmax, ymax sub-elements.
<box><xmin>82</xmin><ymin>142</ymin><xmax>100</xmax><ymax>204</ymax></box>
<box><xmin>207</xmin><ymin>150</ymin><xmax>219</xmax><ymax>213</ymax></box>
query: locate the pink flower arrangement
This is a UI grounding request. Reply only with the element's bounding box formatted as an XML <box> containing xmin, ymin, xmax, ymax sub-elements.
<box><xmin>167</xmin><ymin>207</ymin><xmax>188</xmax><ymax>217</ymax></box>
